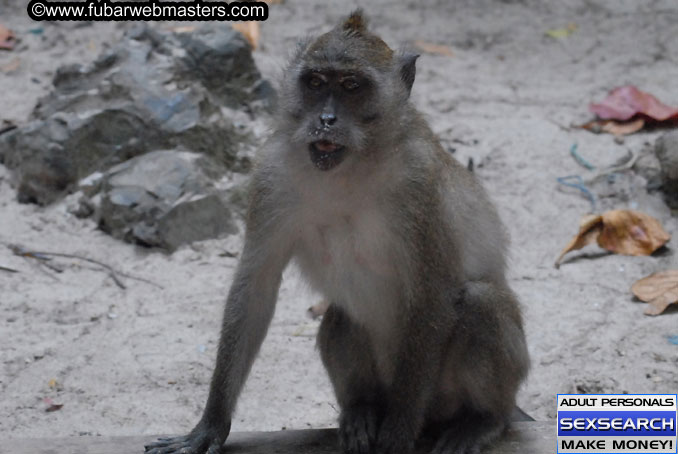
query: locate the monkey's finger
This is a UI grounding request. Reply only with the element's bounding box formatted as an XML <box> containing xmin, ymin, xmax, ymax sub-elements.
<box><xmin>145</xmin><ymin>435</ymin><xmax>188</xmax><ymax>448</ymax></box>
<box><xmin>144</xmin><ymin>443</ymin><xmax>177</xmax><ymax>452</ymax></box>
<box><xmin>366</xmin><ymin>410</ymin><xmax>378</xmax><ymax>443</ymax></box>
<box><xmin>356</xmin><ymin>433</ymin><xmax>372</xmax><ymax>454</ymax></box>
<box><xmin>146</xmin><ymin>440</ymin><xmax>197</xmax><ymax>454</ymax></box>
<box><xmin>359</xmin><ymin>412</ymin><xmax>379</xmax><ymax>454</ymax></box>
<box><xmin>431</xmin><ymin>429</ymin><xmax>477</xmax><ymax>454</ymax></box>
<box><xmin>158</xmin><ymin>436</ymin><xmax>188</xmax><ymax>442</ymax></box>
<box><xmin>144</xmin><ymin>442</ymin><xmax>168</xmax><ymax>452</ymax></box>
<box><xmin>160</xmin><ymin>445</ymin><xmax>194</xmax><ymax>454</ymax></box>
<box><xmin>145</xmin><ymin>447</ymin><xmax>174</xmax><ymax>454</ymax></box>
<box><xmin>430</xmin><ymin>432</ymin><xmax>453</xmax><ymax>454</ymax></box>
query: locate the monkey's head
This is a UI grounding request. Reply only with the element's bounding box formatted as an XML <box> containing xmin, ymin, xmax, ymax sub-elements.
<box><xmin>280</xmin><ymin>10</ymin><xmax>419</xmax><ymax>172</ymax></box>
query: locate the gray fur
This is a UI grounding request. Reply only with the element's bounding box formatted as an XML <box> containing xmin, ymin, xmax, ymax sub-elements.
<box><xmin>145</xmin><ymin>9</ymin><xmax>529</xmax><ymax>454</ymax></box>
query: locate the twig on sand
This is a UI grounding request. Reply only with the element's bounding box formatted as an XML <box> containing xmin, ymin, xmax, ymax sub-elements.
<box><xmin>7</xmin><ymin>244</ymin><xmax>163</xmax><ymax>289</ymax></box>
<box><xmin>0</xmin><ymin>264</ymin><xmax>19</xmax><ymax>273</ymax></box>
<box><xmin>583</xmin><ymin>150</ymin><xmax>638</xmax><ymax>184</ymax></box>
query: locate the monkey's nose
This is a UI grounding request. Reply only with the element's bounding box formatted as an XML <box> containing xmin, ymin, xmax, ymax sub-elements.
<box><xmin>319</xmin><ymin>112</ymin><xmax>337</xmax><ymax>126</ymax></box>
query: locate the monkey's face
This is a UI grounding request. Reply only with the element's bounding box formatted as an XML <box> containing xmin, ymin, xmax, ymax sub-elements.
<box><xmin>281</xmin><ymin>23</ymin><xmax>416</xmax><ymax>173</ymax></box>
<box><xmin>295</xmin><ymin>67</ymin><xmax>381</xmax><ymax>172</ymax></box>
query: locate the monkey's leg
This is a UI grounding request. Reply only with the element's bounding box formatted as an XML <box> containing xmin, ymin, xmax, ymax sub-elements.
<box><xmin>429</xmin><ymin>281</ymin><xmax>529</xmax><ymax>454</ymax></box>
<box><xmin>318</xmin><ymin>304</ymin><xmax>383</xmax><ymax>454</ymax></box>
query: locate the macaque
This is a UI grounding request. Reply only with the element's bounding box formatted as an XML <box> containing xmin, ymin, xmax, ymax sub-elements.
<box><xmin>146</xmin><ymin>10</ymin><xmax>529</xmax><ymax>454</ymax></box>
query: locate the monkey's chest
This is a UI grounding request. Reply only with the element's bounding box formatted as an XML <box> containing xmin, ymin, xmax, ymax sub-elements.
<box><xmin>295</xmin><ymin>212</ymin><xmax>401</xmax><ymax>326</ymax></box>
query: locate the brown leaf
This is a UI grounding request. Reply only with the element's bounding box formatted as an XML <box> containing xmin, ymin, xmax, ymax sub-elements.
<box><xmin>555</xmin><ymin>210</ymin><xmax>670</xmax><ymax>268</ymax></box>
<box><xmin>597</xmin><ymin>210</ymin><xmax>670</xmax><ymax>255</ymax></box>
<box><xmin>631</xmin><ymin>270</ymin><xmax>678</xmax><ymax>315</ymax></box>
<box><xmin>602</xmin><ymin>118</ymin><xmax>645</xmax><ymax>136</ymax></box>
<box><xmin>590</xmin><ymin>85</ymin><xmax>678</xmax><ymax>122</ymax></box>
<box><xmin>171</xmin><ymin>25</ymin><xmax>195</xmax><ymax>34</ymax></box>
<box><xmin>0</xmin><ymin>24</ymin><xmax>16</xmax><ymax>51</ymax></box>
<box><xmin>554</xmin><ymin>214</ymin><xmax>603</xmax><ymax>268</ymax></box>
<box><xmin>232</xmin><ymin>22</ymin><xmax>260</xmax><ymax>50</ymax></box>
<box><xmin>577</xmin><ymin>118</ymin><xmax>645</xmax><ymax>136</ymax></box>
<box><xmin>414</xmin><ymin>40</ymin><xmax>454</xmax><ymax>57</ymax></box>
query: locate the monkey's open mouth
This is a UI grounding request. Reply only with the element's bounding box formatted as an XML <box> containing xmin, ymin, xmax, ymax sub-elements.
<box><xmin>309</xmin><ymin>140</ymin><xmax>347</xmax><ymax>171</ymax></box>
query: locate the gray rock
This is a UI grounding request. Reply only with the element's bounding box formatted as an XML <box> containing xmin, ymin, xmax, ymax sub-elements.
<box><xmin>632</xmin><ymin>145</ymin><xmax>662</xmax><ymax>191</ymax></box>
<box><xmin>67</xmin><ymin>195</ymin><xmax>96</xmax><ymax>219</ymax></box>
<box><xmin>0</xmin><ymin>23</ymin><xmax>272</xmax><ymax>205</ymax></box>
<box><xmin>655</xmin><ymin>131</ymin><xmax>678</xmax><ymax>208</ymax></box>
<box><xmin>96</xmin><ymin>150</ymin><xmax>238</xmax><ymax>251</ymax></box>
<box><xmin>175</xmin><ymin>25</ymin><xmax>265</xmax><ymax>108</ymax></box>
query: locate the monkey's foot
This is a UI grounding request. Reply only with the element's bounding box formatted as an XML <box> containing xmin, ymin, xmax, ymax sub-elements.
<box><xmin>429</xmin><ymin>416</ymin><xmax>505</xmax><ymax>454</ymax></box>
<box><xmin>144</xmin><ymin>428</ymin><xmax>226</xmax><ymax>454</ymax></box>
<box><xmin>339</xmin><ymin>404</ymin><xmax>380</xmax><ymax>454</ymax></box>
<box><xmin>374</xmin><ymin>413</ymin><xmax>416</xmax><ymax>454</ymax></box>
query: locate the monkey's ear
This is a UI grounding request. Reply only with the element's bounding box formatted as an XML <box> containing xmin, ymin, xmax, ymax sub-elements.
<box><xmin>399</xmin><ymin>53</ymin><xmax>419</xmax><ymax>96</ymax></box>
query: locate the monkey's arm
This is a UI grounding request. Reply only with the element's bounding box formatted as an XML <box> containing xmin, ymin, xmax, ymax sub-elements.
<box><xmin>146</xmin><ymin>172</ymin><xmax>294</xmax><ymax>454</ymax></box>
<box><xmin>202</xmin><ymin>237</ymin><xmax>289</xmax><ymax>421</ymax></box>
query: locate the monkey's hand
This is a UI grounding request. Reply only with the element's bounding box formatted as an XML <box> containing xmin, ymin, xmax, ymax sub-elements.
<box><xmin>375</xmin><ymin>413</ymin><xmax>416</xmax><ymax>454</ymax></box>
<box><xmin>144</xmin><ymin>420</ymin><xmax>231</xmax><ymax>454</ymax></box>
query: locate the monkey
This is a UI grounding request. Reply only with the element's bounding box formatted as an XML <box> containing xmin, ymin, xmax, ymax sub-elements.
<box><xmin>145</xmin><ymin>10</ymin><xmax>529</xmax><ymax>454</ymax></box>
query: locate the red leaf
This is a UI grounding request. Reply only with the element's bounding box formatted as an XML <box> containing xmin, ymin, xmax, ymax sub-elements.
<box><xmin>590</xmin><ymin>85</ymin><xmax>678</xmax><ymax>122</ymax></box>
<box><xmin>0</xmin><ymin>24</ymin><xmax>16</xmax><ymax>51</ymax></box>
<box><xmin>42</xmin><ymin>397</ymin><xmax>64</xmax><ymax>412</ymax></box>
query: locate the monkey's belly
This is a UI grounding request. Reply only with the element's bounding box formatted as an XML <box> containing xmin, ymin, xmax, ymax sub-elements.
<box><xmin>295</xmin><ymin>220</ymin><xmax>402</xmax><ymax>337</ymax></box>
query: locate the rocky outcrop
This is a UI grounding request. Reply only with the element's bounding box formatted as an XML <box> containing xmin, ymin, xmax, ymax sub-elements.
<box><xmin>655</xmin><ymin>130</ymin><xmax>678</xmax><ymax>208</ymax></box>
<box><xmin>95</xmin><ymin>150</ymin><xmax>238</xmax><ymax>251</ymax></box>
<box><xmin>0</xmin><ymin>23</ymin><xmax>272</xmax><ymax>205</ymax></box>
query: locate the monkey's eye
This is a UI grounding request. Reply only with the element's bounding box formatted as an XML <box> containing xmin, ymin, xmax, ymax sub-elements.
<box><xmin>341</xmin><ymin>78</ymin><xmax>360</xmax><ymax>91</ymax></box>
<box><xmin>307</xmin><ymin>74</ymin><xmax>326</xmax><ymax>90</ymax></box>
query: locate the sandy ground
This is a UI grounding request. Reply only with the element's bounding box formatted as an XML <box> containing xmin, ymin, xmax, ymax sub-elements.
<box><xmin>1</xmin><ymin>0</ymin><xmax>678</xmax><ymax>441</ymax></box>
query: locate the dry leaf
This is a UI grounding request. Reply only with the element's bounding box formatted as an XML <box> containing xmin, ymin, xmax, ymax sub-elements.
<box><xmin>577</xmin><ymin>118</ymin><xmax>646</xmax><ymax>136</ymax></box>
<box><xmin>545</xmin><ymin>23</ymin><xmax>578</xmax><ymax>39</ymax></box>
<box><xmin>631</xmin><ymin>270</ymin><xmax>678</xmax><ymax>315</ymax></box>
<box><xmin>46</xmin><ymin>403</ymin><xmax>63</xmax><ymax>412</ymax></box>
<box><xmin>597</xmin><ymin>210</ymin><xmax>670</xmax><ymax>255</ymax></box>
<box><xmin>0</xmin><ymin>24</ymin><xmax>16</xmax><ymax>50</ymax></box>
<box><xmin>232</xmin><ymin>22</ymin><xmax>260</xmax><ymax>49</ymax></box>
<box><xmin>413</xmin><ymin>40</ymin><xmax>454</xmax><ymax>57</ymax></box>
<box><xmin>602</xmin><ymin>118</ymin><xmax>645</xmax><ymax>136</ymax></box>
<box><xmin>171</xmin><ymin>25</ymin><xmax>196</xmax><ymax>34</ymax></box>
<box><xmin>590</xmin><ymin>85</ymin><xmax>678</xmax><ymax>122</ymax></box>
<box><xmin>555</xmin><ymin>214</ymin><xmax>603</xmax><ymax>267</ymax></box>
<box><xmin>0</xmin><ymin>56</ymin><xmax>20</xmax><ymax>73</ymax></box>
<box><xmin>555</xmin><ymin>210</ymin><xmax>670</xmax><ymax>268</ymax></box>
<box><xmin>43</xmin><ymin>397</ymin><xmax>64</xmax><ymax>412</ymax></box>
